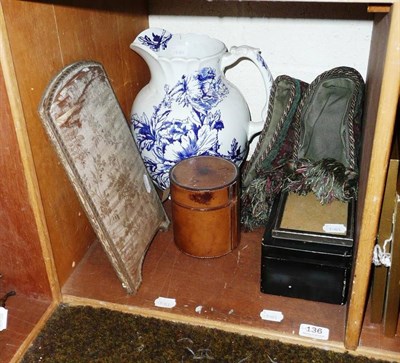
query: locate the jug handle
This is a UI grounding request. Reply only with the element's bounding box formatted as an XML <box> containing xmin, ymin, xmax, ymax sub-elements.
<box><xmin>221</xmin><ymin>46</ymin><xmax>274</xmax><ymax>140</ymax></box>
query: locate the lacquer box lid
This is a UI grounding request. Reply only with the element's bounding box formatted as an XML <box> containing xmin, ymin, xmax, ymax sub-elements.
<box><xmin>268</xmin><ymin>192</ymin><xmax>355</xmax><ymax>250</ymax></box>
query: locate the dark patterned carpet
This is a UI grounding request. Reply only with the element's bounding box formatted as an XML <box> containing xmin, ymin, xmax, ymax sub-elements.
<box><xmin>21</xmin><ymin>304</ymin><xmax>392</xmax><ymax>363</ymax></box>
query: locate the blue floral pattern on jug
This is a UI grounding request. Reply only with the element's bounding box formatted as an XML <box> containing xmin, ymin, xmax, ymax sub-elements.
<box><xmin>138</xmin><ymin>29</ymin><xmax>172</xmax><ymax>52</ymax></box>
<box><xmin>130</xmin><ymin>28</ymin><xmax>275</xmax><ymax>190</ymax></box>
<box><xmin>131</xmin><ymin>67</ymin><xmax>244</xmax><ymax>190</ymax></box>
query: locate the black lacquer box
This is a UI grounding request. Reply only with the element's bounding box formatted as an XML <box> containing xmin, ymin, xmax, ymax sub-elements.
<box><xmin>261</xmin><ymin>192</ymin><xmax>355</xmax><ymax>305</ymax></box>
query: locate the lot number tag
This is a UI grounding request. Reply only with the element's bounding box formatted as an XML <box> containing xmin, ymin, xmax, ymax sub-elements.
<box><xmin>299</xmin><ymin>323</ymin><xmax>329</xmax><ymax>340</ymax></box>
<box><xmin>0</xmin><ymin>307</ymin><xmax>8</xmax><ymax>331</ymax></box>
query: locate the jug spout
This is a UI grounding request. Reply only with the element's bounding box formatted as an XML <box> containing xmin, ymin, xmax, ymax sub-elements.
<box><xmin>130</xmin><ymin>28</ymin><xmax>172</xmax><ymax>61</ymax></box>
<box><xmin>132</xmin><ymin>28</ymin><xmax>172</xmax><ymax>52</ymax></box>
<box><xmin>130</xmin><ymin>28</ymin><xmax>173</xmax><ymax>82</ymax></box>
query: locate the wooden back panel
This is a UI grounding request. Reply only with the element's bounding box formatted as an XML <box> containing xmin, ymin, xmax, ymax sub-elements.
<box><xmin>0</xmin><ymin>61</ymin><xmax>51</xmax><ymax>298</ymax></box>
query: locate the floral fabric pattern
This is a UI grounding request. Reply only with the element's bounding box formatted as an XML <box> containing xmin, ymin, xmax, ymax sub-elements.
<box><xmin>39</xmin><ymin>62</ymin><xmax>169</xmax><ymax>294</ymax></box>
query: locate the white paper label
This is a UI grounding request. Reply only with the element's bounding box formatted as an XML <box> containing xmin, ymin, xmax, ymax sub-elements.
<box><xmin>154</xmin><ymin>297</ymin><xmax>176</xmax><ymax>309</ymax></box>
<box><xmin>0</xmin><ymin>307</ymin><xmax>8</xmax><ymax>331</ymax></box>
<box><xmin>299</xmin><ymin>323</ymin><xmax>329</xmax><ymax>340</ymax></box>
<box><xmin>260</xmin><ymin>309</ymin><xmax>284</xmax><ymax>322</ymax></box>
<box><xmin>323</xmin><ymin>223</ymin><xmax>347</xmax><ymax>234</ymax></box>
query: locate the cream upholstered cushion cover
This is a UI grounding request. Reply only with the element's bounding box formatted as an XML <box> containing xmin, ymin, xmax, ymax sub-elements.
<box><xmin>38</xmin><ymin>61</ymin><xmax>169</xmax><ymax>294</ymax></box>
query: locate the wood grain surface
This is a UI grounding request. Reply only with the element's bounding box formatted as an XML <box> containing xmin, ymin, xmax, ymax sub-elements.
<box><xmin>1</xmin><ymin>0</ymin><xmax>149</xmax><ymax>287</ymax></box>
<box><xmin>0</xmin><ymin>50</ymin><xmax>51</xmax><ymax>298</ymax></box>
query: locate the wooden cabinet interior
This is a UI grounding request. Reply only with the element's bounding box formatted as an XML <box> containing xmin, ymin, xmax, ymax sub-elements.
<box><xmin>0</xmin><ymin>0</ymin><xmax>399</xmax><ymax>362</ymax></box>
<box><xmin>0</xmin><ymin>31</ymin><xmax>53</xmax><ymax>363</ymax></box>
<box><xmin>0</xmin><ymin>0</ymin><xmax>149</xmax><ymax>289</ymax></box>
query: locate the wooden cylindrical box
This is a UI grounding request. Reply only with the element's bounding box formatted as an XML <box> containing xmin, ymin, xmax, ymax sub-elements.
<box><xmin>170</xmin><ymin>156</ymin><xmax>240</xmax><ymax>258</ymax></box>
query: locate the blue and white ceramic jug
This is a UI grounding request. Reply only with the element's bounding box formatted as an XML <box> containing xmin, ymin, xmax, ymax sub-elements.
<box><xmin>130</xmin><ymin>28</ymin><xmax>274</xmax><ymax>190</ymax></box>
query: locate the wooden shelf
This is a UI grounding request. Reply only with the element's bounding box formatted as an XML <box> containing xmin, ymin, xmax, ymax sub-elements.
<box><xmin>63</xmin><ymin>222</ymin><xmax>345</xmax><ymax>344</ymax></box>
<box><xmin>361</xmin><ymin>299</ymin><xmax>400</xmax><ymax>354</ymax></box>
<box><xmin>62</xmin><ymin>203</ymin><xmax>399</xmax><ymax>360</ymax></box>
<box><xmin>0</xmin><ymin>295</ymin><xmax>52</xmax><ymax>363</ymax></box>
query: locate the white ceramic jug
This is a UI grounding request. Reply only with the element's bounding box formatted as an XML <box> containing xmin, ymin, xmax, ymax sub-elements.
<box><xmin>130</xmin><ymin>28</ymin><xmax>274</xmax><ymax>190</ymax></box>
